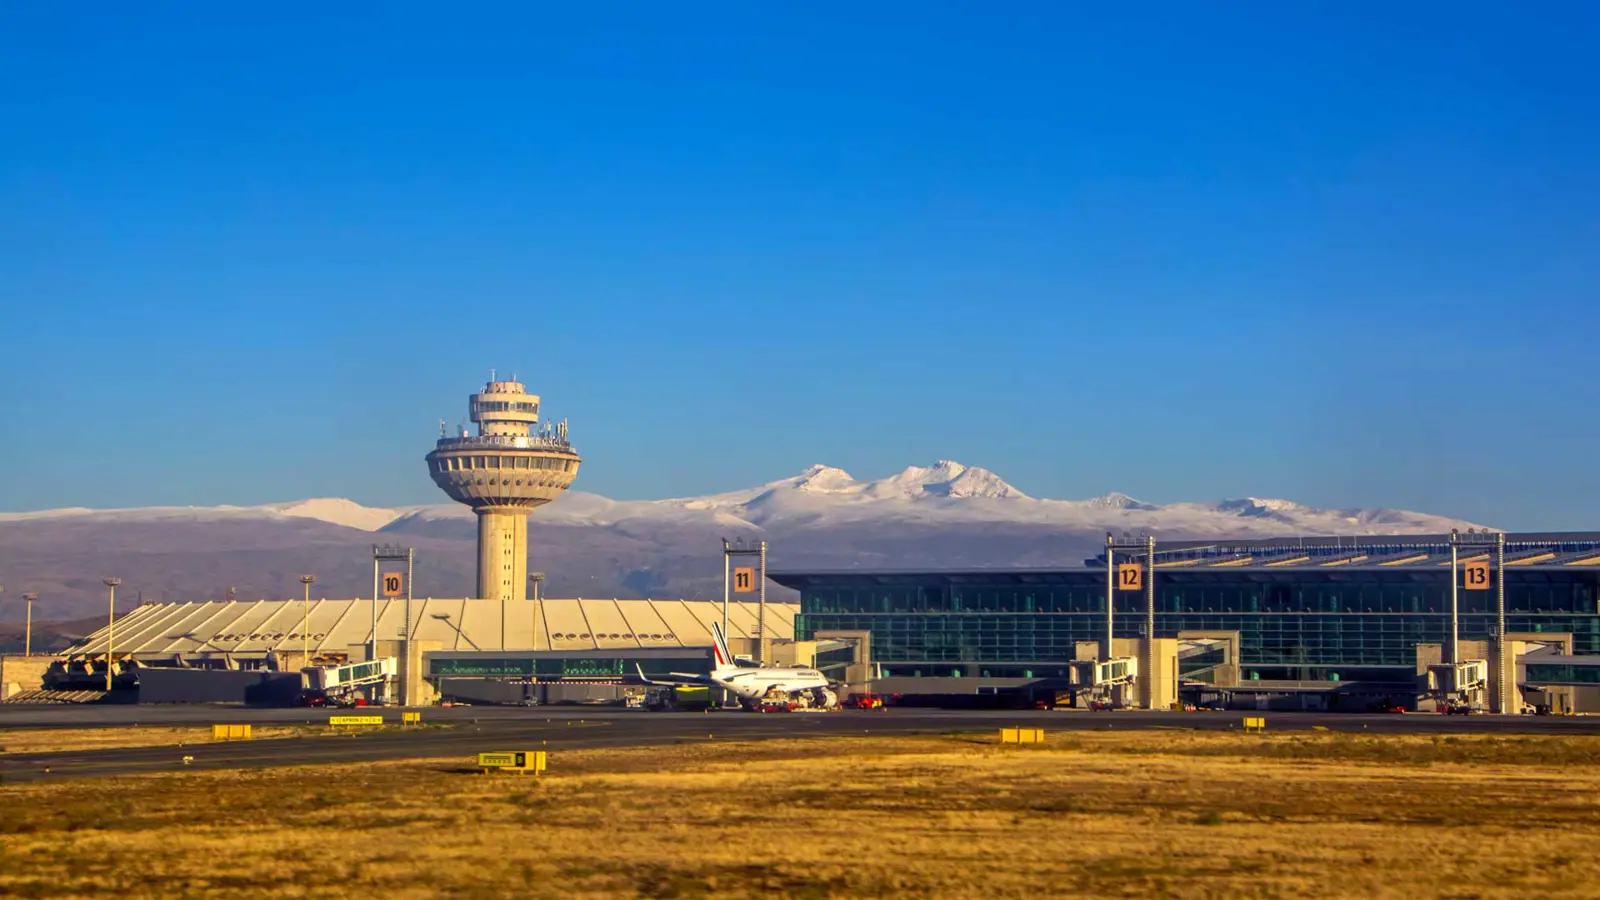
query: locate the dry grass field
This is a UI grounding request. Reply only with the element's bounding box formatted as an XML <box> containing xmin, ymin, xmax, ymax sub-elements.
<box><xmin>0</xmin><ymin>724</ymin><xmax>315</xmax><ymax>754</ymax></box>
<box><xmin>2</xmin><ymin>730</ymin><xmax>1599</xmax><ymax>899</ymax></box>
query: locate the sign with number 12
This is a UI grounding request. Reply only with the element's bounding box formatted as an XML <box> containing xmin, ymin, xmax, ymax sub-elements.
<box><xmin>1117</xmin><ymin>563</ymin><xmax>1143</xmax><ymax>591</ymax></box>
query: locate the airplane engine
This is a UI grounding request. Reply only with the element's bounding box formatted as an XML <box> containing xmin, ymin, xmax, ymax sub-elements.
<box><xmin>812</xmin><ymin>687</ymin><xmax>838</xmax><ymax>709</ymax></box>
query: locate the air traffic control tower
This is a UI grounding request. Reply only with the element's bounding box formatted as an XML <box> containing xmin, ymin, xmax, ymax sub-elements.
<box><xmin>426</xmin><ymin>377</ymin><xmax>581</xmax><ymax>602</ymax></box>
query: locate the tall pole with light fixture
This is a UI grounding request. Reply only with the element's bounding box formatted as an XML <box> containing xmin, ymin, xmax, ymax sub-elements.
<box><xmin>300</xmin><ymin>575</ymin><xmax>316</xmax><ymax>666</ymax></box>
<box><xmin>721</xmin><ymin>538</ymin><xmax>731</xmax><ymax>640</ymax></box>
<box><xmin>529</xmin><ymin>572</ymin><xmax>545</xmax><ymax>652</ymax></box>
<box><xmin>102</xmin><ymin>578</ymin><xmax>120</xmax><ymax>691</ymax></box>
<box><xmin>22</xmin><ymin>592</ymin><xmax>37</xmax><ymax>657</ymax></box>
<box><xmin>1448</xmin><ymin>529</ymin><xmax>1460</xmax><ymax>665</ymax></box>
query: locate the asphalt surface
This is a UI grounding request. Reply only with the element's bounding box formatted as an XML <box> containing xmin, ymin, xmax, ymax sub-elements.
<box><xmin>1</xmin><ymin>705</ymin><xmax>1597</xmax><ymax>785</ymax></box>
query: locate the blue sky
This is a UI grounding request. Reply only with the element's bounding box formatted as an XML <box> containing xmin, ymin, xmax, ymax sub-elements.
<box><xmin>0</xmin><ymin>2</ymin><xmax>1596</xmax><ymax>528</ymax></box>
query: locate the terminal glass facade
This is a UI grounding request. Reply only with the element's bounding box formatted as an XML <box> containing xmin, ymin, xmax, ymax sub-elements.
<box><xmin>783</xmin><ymin>569</ymin><xmax>1600</xmax><ymax>678</ymax></box>
<box><xmin>1524</xmin><ymin>662</ymin><xmax>1600</xmax><ymax>685</ymax></box>
<box><xmin>428</xmin><ymin>653</ymin><xmax>710</xmax><ymax>680</ymax></box>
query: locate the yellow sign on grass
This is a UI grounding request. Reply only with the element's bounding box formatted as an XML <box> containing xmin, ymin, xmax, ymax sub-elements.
<box><xmin>1000</xmin><ymin>727</ymin><xmax>1045</xmax><ymax>744</ymax></box>
<box><xmin>478</xmin><ymin>750</ymin><xmax>547</xmax><ymax>775</ymax></box>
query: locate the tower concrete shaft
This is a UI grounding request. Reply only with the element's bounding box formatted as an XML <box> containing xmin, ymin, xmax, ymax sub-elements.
<box><xmin>477</xmin><ymin>507</ymin><xmax>528</xmax><ymax>604</ymax></box>
<box><xmin>427</xmin><ymin>377</ymin><xmax>580</xmax><ymax>602</ymax></box>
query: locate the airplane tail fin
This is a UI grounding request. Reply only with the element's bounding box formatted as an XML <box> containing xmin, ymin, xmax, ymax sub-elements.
<box><xmin>710</xmin><ymin>621</ymin><xmax>735</xmax><ymax>670</ymax></box>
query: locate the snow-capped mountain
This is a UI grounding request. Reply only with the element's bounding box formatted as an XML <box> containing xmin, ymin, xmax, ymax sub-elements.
<box><xmin>0</xmin><ymin>461</ymin><xmax>1483</xmax><ymax>536</ymax></box>
<box><xmin>0</xmin><ymin>461</ymin><xmax>1490</xmax><ymax>623</ymax></box>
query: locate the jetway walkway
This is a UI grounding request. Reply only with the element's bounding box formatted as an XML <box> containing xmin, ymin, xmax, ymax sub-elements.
<box><xmin>1521</xmin><ymin>655</ymin><xmax>1600</xmax><ymax>687</ymax></box>
<box><xmin>302</xmin><ymin>658</ymin><xmax>396</xmax><ymax>696</ymax></box>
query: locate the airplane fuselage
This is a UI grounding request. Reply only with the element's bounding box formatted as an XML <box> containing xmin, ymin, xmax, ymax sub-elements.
<box><xmin>713</xmin><ymin>667</ymin><xmax>828</xmax><ymax>701</ymax></box>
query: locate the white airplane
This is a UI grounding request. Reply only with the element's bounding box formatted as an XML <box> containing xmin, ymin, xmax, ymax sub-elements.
<box><xmin>635</xmin><ymin>621</ymin><xmax>839</xmax><ymax>709</ymax></box>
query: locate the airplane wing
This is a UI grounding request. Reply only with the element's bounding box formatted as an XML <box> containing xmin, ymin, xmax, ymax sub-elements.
<box><xmin>634</xmin><ymin>664</ymin><xmax>717</xmax><ymax>687</ymax></box>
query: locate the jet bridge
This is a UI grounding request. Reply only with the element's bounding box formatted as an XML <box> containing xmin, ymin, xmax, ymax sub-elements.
<box><xmin>1065</xmin><ymin>656</ymin><xmax>1140</xmax><ymax>707</ymax></box>
<box><xmin>303</xmin><ymin>657</ymin><xmax>396</xmax><ymax>700</ymax></box>
<box><xmin>1427</xmin><ymin>659</ymin><xmax>1489</xmax><ymax>709</ymax></box>
<box><xmin>1096</xmin><ymin>657</ymin><xmax>1139</xmax><ymax>688</ymax></box>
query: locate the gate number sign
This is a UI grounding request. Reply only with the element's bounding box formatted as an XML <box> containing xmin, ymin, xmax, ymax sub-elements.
<box><xmin>382</xmin><ymin>572</ymin><xmax>405</xmax><ymax>597</ymax></box>
<box><xmin>733</xmin><ymin>566</ymin><xmax>756</xmax><ymax>593</ymax></box>
<box><xmin>1117</xmin><ymin>563</ymin><xmax>1143</xmax><ymax>591</ymax></box>
<box><xmin>1463</xmin><ymin>560</ymin><xmax>1490</xmax><ymax>590</ymax></box>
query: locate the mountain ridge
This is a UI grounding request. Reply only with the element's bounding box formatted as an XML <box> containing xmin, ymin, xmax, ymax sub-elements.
<box><xmin>0</xmin><ymin>461</ymin><xmax>1485</xmax><ymax>535</ymax></box>
<box><xmin>0</xmin><ymin>461</ymin><xmax>1493</xmax><ymax>625</ymax></box>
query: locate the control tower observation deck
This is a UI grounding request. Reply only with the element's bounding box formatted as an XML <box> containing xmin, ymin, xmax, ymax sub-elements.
<box><xmin>426</xmin><ymin>378</ymin><xmax>581</xmax><ymax>602</ymax></box>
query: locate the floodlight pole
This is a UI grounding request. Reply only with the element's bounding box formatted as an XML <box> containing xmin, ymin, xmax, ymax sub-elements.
<box><xmin>721</xmin><ymin>538</ymin><xmax>731</xmax><ymax>639</ymax></box>
<box><xmin>758</xmin><ymin>539</ymin><xmax>768</xmax><ymax>662</ymax></box>
<box><xmin>1495</xmin><ymin>531</ymin><xmax>1507</xmax><ymax>714</ymax></box>
<box><xmin>529</xmin><ymin>572</ymin><xmax>545</xmax><ymax>652</ymax></box>
<box><xmin>1103</xmin><ymin>533</ymin><xmax>1115</xmax><ymax>661</ymax></box>
<box><xmin>22</xmin><ymin>592</ymin><xmax>37</xmax><ymax>657</ymax></box>
<box><xmin>102</xmin><ymin>578</ymin><xmax>120</xmax><ymax>691</ymax></box>
<box><xmin>1449</xmin><ymin>529</ymin><xmax>1460</xmax><ymax>666</ymax></box>
<box><xmin>1145</xmin><ymin>534</ymin><xmax>1156</xmax><ymax>709</ymax></box>
<box><xmin>720</xmin><ymin>538</ymin><xmax>770</xmax><ymax>663</ymax></box>
<box><xmin>1453</xmin><ymin>529</ymin><xmax>1511</xmax><ymax>713</ymax></box>
<box><xmin>300</xmin><ymin>575</ymin><xmax>316</xmax><ymax>665</ymax></box>
<box><xmin>371</xmin><ymin>546</ymin><xmax>380</xmax><ymax>661</ymax></box>
<box><xmin>1105</xmin><ymin>533</ymin><xmax>1158</xmax><ymax>708</ymax></box>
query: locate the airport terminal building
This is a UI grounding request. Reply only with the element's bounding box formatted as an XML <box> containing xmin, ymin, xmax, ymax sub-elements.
<box><xmin>14</xmin><ymin>532</ymin><xmax>1600</xmax><ymax>713</ymax></box>
<box><xmin>772</xmin><ymin>532</ymin><xmax>1600</xmax><ymax>711</ymax></box>
<box><xmin>23</xmin><ymin>598</ymin><xmax>801</xmax><ymax>706</ymax></box>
